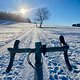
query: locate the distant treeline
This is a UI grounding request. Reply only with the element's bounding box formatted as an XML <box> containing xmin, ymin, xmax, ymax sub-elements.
<box><xmin>0</xmin><ymin>11</ymin><xmax>31</xmax><ymax>23</ymax></box>
<box><xmin>72</xmin><ymin>23</ymin><xmax>80</xmax><ymax>27</ymax></box>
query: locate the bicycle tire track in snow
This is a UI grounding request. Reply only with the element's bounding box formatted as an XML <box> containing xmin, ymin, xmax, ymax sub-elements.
<box><xmin>0</xmin><ymin>28</ymin><xmax>34</xmax><ymax>53</ymax></box>
<box><xmin>0</xmin><ymin>26</ymin><xmax>34</xmax><ymax>79</ymax></box>
<box><xmin>21</xmin><ymin>27</ymin><xmax>49</xmax><ymax>80</ymax></box>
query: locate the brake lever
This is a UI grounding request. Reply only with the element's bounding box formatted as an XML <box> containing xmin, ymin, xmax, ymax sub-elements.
<box><xmin>6</xmin><ymin>40</ymin><xmax>20</xmax><ymax>73</ymax></box>
<box><xmin>59</xmin><ymin>35</ymin><xmax>72</xmax><ymax>71</ymax></box>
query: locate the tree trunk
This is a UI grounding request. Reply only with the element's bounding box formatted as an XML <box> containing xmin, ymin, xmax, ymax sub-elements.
<box><xmin>40</xmin><ymin>22</ymin><xmax>43</xmax><ymax>28</ymax></box>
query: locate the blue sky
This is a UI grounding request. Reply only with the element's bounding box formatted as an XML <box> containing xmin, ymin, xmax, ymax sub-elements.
<box><xmin>0</xmin><ymin>0</ymin><xmax>80</xmax><ymax>26</ymax></box>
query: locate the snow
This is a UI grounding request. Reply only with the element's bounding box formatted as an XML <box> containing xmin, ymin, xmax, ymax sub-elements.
<box><xmin>0</xmin><ymin>23</ymin><xmax>80</xmax><ymax>80</ymax></box>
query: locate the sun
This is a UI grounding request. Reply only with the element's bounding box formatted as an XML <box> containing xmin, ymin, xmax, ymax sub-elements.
<box><xmin>11</xmin><ymin>6</ymin><xmax>31</xmax><ymax>16</ymax></box>
<box><xmin>20</xmin><ymin>8</ymin><xmax>26</xmax><ymax>15</ymax></box>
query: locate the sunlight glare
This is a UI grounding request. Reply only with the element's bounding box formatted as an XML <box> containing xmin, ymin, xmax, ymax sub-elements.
<box><xmin>20</xmin><ymin>8</ymin><xmax>26</xmax><ymax>15</ymax></box>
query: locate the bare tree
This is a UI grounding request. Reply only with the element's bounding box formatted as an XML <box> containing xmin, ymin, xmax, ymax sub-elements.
<box><xmin>34</xmin><ymin>7</ymin><xmax>50</xmax><ymax>27</ymax></box>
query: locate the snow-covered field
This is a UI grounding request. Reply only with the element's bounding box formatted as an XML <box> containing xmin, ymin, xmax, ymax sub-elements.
<box><xmin>0</xmin><ymin>23</ymin><xmax>80</xmax><ymax>80</ymax></box>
